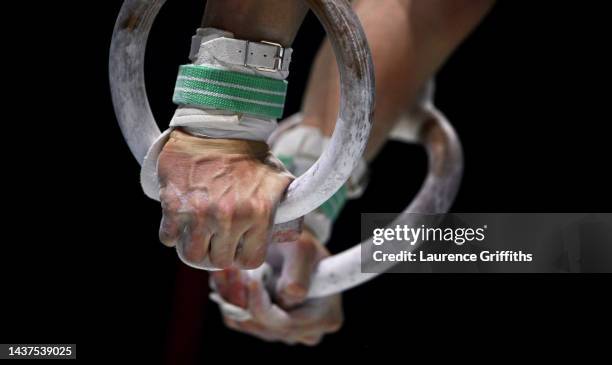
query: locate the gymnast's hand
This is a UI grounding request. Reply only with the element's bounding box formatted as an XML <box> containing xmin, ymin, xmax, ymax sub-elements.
<box><xmin>211</xmin><ymin>229</ymin><xmax>343</xmax><ymax>346</ymax></box>
<box><xmin>156</xmin><ymin>129</ymin><xmax>298</xmax><ymax>270</ymax></box>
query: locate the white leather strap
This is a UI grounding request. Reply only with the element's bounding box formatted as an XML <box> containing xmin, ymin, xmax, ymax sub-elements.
<box><xmin>191</xmin><ymin>31</ymin><xmax>293</xmax><ymax>72</ymax></box>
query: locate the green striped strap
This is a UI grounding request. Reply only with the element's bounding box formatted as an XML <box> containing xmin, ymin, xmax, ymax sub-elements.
<box><xmin>278</xmin><ymin>155</ymin><xmax>348</xmax><ymax>221</ymax></box>
<box><xmin>319</xmin><ymin>185</ymin><xmax>348</xmax><ymax>221</ymax></box>
<box><xmin>173</xmin><ymin>65</ymin><xmax>288</xmax><ymax>119</ymax></box>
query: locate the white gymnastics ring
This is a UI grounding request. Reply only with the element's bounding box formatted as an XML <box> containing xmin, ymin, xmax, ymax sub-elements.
<box><xmin>109</xmin><ymin>0</ymin><xmax>375</xmax><ymax>225</ymax></box>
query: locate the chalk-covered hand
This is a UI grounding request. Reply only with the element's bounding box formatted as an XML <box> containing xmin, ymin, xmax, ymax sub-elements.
<box><xmin>211</xmin><ymin>229</ymin><xmax>343</xmax><ymax>346</ymax></box>
<box><xmin>157</xmin><ymin>129</ymin><xmax>298</xmax><ymax>270</ymax></box>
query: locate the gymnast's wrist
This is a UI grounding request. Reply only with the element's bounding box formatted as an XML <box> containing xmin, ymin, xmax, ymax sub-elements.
<box><xmin>164</xmin><ymin>128</ymin><xmax>270</xmax><ymax>158</ymax></box>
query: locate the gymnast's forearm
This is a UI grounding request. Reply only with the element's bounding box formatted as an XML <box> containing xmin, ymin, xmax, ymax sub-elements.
<box><xmin>301</xmin><ymin>0</ymin><xmax>495</xmax><ymax>161</ymax></box>
<box><xmin>202</xmin><ymin>0</ymin><xmax>309</xmax><ymax>47</ymax></box>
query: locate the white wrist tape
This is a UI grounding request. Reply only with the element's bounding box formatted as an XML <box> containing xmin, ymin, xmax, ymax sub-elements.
<box><xmin>170</xmin><ymin>108</ymin><xmax>277</xmax><ymax>142</ymax></box>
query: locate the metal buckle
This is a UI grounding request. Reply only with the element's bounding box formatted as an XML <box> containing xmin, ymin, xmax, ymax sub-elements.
<box><xmin>243</xmin><ymin>40</ymin><xmax>285</xmax><ymax>72</ymax></box>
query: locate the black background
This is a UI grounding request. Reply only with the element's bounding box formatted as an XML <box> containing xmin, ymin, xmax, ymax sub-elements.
<box><xmin>2</xmin><ymin>0</ymin><xmax>611</xmax><ymax>362</ymax></box>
